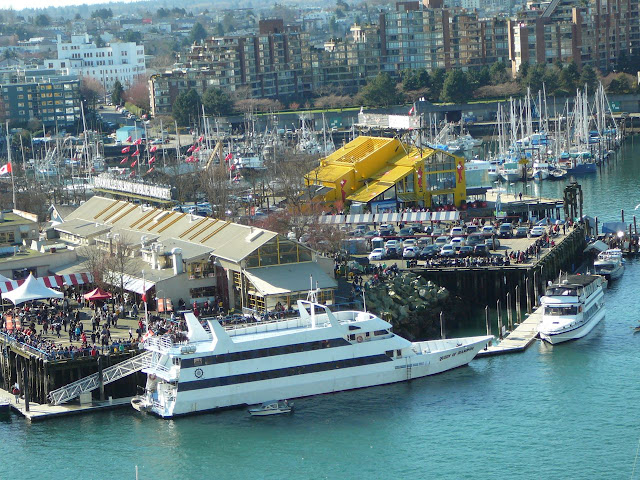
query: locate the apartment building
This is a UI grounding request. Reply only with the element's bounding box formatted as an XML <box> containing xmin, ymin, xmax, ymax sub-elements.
<box><xmin>43</xmin><ymin>34</ymin><xmax>145</xmax><ymax>90</ymax></box>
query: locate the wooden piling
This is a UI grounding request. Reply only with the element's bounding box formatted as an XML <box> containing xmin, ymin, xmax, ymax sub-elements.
<box><xmin>526</xmin><ymin>276</ymin><xmax>532</xmax><ymax>314</ymax></box>
<box><xmin>507</xmin><ymin>292</ymin><xmax>513</xmax><ymax>331</ymax></box>
<box><xmin>497</xmin><ymin>299</ymin><xmax>503</xmax><ymax>340</ymax></box>
<box><xmin>440</xmin><ymin>311</ymin><xmax>445</xmax><ymax>339</ymax></box>
<box><xmin>485</xmin><ymin>305</ymin><xmax>490</xmax><ymax>337</ymax></box>
<box><xmin>515</xmin><ymin>285</ymin><xmax>522</xmax><ymax>325</ymax></box>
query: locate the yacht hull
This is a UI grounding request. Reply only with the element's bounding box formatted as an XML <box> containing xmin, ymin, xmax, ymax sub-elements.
<box><xmin>538</xmin><ymin>308</ymin><xmax>605</xmax><ymax>345</ymax></box>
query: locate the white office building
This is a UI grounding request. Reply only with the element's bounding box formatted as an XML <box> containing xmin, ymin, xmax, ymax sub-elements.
<box><xmin>44</xmin><ymin>34</ymin><xmax>145</xmax><ymax>90</ymax></box>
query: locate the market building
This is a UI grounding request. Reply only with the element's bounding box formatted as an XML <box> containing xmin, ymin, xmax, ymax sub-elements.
<box><xmin>305</xmin><ymin>136</ymin><xmax>466</xmax><ymax>212</ymax></box>
<box><xmin>51</xmin><ymin>197</ymin><xmax>336</xmax><ymax>314</ymax></box>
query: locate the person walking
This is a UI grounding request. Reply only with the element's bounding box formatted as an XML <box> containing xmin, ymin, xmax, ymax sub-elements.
<box><xmin>12</xmin><ymin>383</ymin><xmax>20</xmax><ymax>404</ymax></box>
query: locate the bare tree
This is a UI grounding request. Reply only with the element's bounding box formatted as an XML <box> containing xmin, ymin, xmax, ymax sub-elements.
<box><xmin>79</xmin><ymin>244</ymin><xmax>110</xmax><ymax>289</ymax></box>
<box><xmin>102</xmin><ymin>234</ymin><xmax>137</xmax><ymax>298</ymax></box>
<box><xmin>201</xmin><ymin>162</ymin><xmax>232</xmax><ymax>219</ymax></box>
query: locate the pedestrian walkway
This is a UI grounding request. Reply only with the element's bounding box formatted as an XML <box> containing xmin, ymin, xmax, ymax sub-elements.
<box><xmin>476</xmin><ymin>306</ymin><xmax>542</xmax><ymax>357</ymax></box>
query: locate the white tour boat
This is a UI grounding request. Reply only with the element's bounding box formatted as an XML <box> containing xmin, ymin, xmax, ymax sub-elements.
<box><xmin>593</xmin><ymin>249</ymin><xmax>624</xmax><ymax>281</ymax></box>
<box><xmin>537</xmin><ymin>274</ymin><xmax>606</xmax><ymax>345</ymax></box>
<box><xmin>248</xmin><ymin>400</ymin><xmax>293</xmax><ymax>416</ymax></box>
<box><xmin>137</xmin><ymin>301</ymin><xmax>492</xmax><ymax>418</ymax></box>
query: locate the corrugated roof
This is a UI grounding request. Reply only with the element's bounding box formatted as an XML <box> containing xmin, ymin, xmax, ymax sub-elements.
<box><xmin>55</xmin><ymin>218</ymin><xmax>112</xmax><ymax>237</ymax></box>
<box><xmin>244</xmin><ymin>262</ymin><xmax>337</xmax><ymax>297</ymax></box>
<box><xmin>61</xmin><ymin>196</ymin><xmax>278</xmax><ymax>264</ymax></box>
<box><xmin>347</xmin><ymin>182</ymin><xmax>393</xmax><ymax>203</ymax></box>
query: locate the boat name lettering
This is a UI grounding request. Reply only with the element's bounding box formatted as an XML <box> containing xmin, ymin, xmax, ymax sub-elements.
<box><xmin>440</xmin><ymin>346</ymin><xmax>474</xmax><ymax>361</ymax></box>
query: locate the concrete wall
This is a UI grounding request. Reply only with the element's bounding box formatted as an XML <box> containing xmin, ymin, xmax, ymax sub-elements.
<box><xmin>0</xmin><ymin>249</ymin><xmax>77</xmax><ymax>279</ymax></box>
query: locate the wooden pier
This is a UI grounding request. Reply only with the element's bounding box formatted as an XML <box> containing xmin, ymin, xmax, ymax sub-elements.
<box><xmin>0</xmin><ymin>386</ymin><xmax>132</xmax><ymax>421</ymax></box>
<box><xmin>476</xmin><ymin>307</ymin><xmax>542</xmax><ymax>357</ymax></box>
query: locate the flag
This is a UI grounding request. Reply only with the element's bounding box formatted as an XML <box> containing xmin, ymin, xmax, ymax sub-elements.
<box><xmin>126</xmin><ymin>136</ymin><xmax>132</xmax><ymax>142</ymax></box>
<box><xmin>193</xmin><ymin>146</ymin><xmax>200</xmax><ymax>153</ymax></box>
<box><xmin>121</xmin><ymin>146</ymin><xmax>130</xmax><ymax>154</ymax></box>
<box><xmin>142</xmin><ymin>278</ymin><xmax>147</xmax><ymax>302</ymax></box>
<box><xmin>187</xmin><ymin>146</ymin><xmax>194</xmax><ymax>153</ymax></box>
<box><xmin>149</xmin><ymin>156</ymin><xmax>155</xmax><ymax>164</ymax></box>
<box><xmin>120</xmin><ymin>157</ymin><xmax>128</xmax><ymax>164</ymax></box>
<box><xmin>225</xmin><ymin>153</ymin><xmax>233</xmax><ymax>162</ymax></box>
<box><xmin>198</xmin><ymin>136</ymin><xmax>204</xmax><ymax>143</ymax></box>
<box><xmin>408</xmin><ymin>105</ymin><xmax>415</xmax><ymax>116</ymax></box>
<box><xmin>130</xmin><ymin>160</ymin><xmax>137</xmax><ymax>167</ymax></box>
<box><xmin>0</xmin><ymin>163</ymin><xmax>11</xmax><ymax>176</ymax></box>
<box><xmin>149</xmin><ymin>145</ymin><xmax>158</xmax><ymax>153</ymax></box>
<box><xmin>129</xmin><ymin>171</ymin><xmax>136</xmax><ymax>177</ymax></box>
<box><xmin>146</xmin><ymin>166</ymin><xmax>155</xmax><ymax>175</ymax></box>
<box><xmin>134</xmin><ymin>138</ymin><xmax>142</xmax><ymax>146</ymax></box>
<box><xmin>132</xmin><ymin>149</ymin><xmax>140</xmax><ymax>156</ymax></box>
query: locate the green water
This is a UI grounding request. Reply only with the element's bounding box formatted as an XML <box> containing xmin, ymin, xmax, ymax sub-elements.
<box><xmin>3</xmin><ymin>139</ymin><xmax>640</xmax><ymax>480</ymax></box>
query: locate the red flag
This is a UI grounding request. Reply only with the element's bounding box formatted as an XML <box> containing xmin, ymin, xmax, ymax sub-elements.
<box><xmin>121</xmin><ymin>146</ymin><xmax>130</xmax><ymax>154</ymax></box>
<box><xmin>129</xmin><ymin>171</ymin><xmax>136</xmax><ymax>177</ymax></box>
<box><xmin>225</xmin><ymin>153</ymin><xmax>233</xmax><ymax>162</ymax></box>
<box><xmin>0</xmin><ymin>163</ymin><xmax>11</xmax><ymax>176</ymax></box>
<box><xmin>149</xmin><ymin>156</ymin><xmax>156</xmax><ymax>164</ymax></box>
<box><xmin>134</xmin><ymin>138</ymin><xmax>142</xmax><ymax>146</ymax></box>
<box><xmin>149</xmin><ymin>145</ymin><xmax>158</xmax><ymax>153</ymax></box>
<box><xmin>130</xmin><ymin>160</ymin><xmax>138</xmax><ymax>167</ymax></box>
<box><xmin>126</xmin><ymin>136</ymin><xmax>132</xmax><ymax>142</ymax></box>
<box><xmin>146</xmin><ymin>166</ymin><xmax>155</xmax><ymax>175</ymax></box>
<box><xmin>193</xmin><ymin>146</ymin><xmax>200</xmax><ymax>153</ymax></box>
<box><xmin>120</xmin><ymin>157</ymin><xmax>128</xmax><ymax>164</ymax></box>
<box><xmin>132</xmin><ymin>150</ymin><xmax>140</xmax><ymax>156</ymax></box>
<box><xmin>198</xmin><ymin>136</ymin><xmax>204</xmax><ymax>143</ymax></box>
<box><xmin>408</xmin><ymin>105</ymin><xmax>415</xmax><ymax>116</ymax></box>
<box><xmin>187</xmin><ymin>146</ymin><xmax>194</xmax><ymax>153</ymax></box>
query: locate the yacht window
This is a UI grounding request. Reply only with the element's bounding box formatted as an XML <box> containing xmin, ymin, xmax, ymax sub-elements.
<box><xmin>396</xmin><ymin>349</ymin><xmax>402</xmax><ymax>357</ymax></box>
<box><xmin>172</xmin><ymin>357</ymin><xmax>181</xmax><ymax>366</ymax></box>
<box><xmin>385</xmin><ymin>350</ymin><xmax>394</xmax><ymax>358</ymax></box>
<box><xmin>374</xmin><ymin>330</ymin><xmax>389</xmax><ymax>336</ymax></box>
<box><xmin>545</xmin><ymin>306</ymin><xmax>578</xmax><ymax>316</ymax></box>
<box><xmin>193</xmin><ymin>358</ymin><xmax>203</xmax><ymax>366</ymax></box>
<box><xmin>365</xmin><ymin>332</ymin><xmax>370</xmax><ymax>337</ymax></box>
<box><xmin>348</xmin><ymin>325</ymin><xmax>361</xmax><ymax>330</ymax></box>
<box><xmin>349</xmin><ymin>334</ymin><xmax>356</xmax><ymax>341</ymax></box>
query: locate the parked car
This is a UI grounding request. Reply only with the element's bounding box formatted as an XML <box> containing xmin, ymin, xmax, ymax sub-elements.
<box><xmin>466</xmin><ymin>233</ymin><xmax>485</xmax><ymax>247</ymax></box>
<box><xmin>481</xmin><ymin>225</ymin><xmax>495</xmax><ymax>236</ymax></box>
<box><xmin>403</xmin><ymin>239</ymin><xmax>417</xmax><ymax>249</ymax></box>
<box><xmin>363</xmin><ymin>230</ymin><xmax>378</xmax><ymax>238</ymax></box>
<box><xmin>515</xmin><ymin>226</ymin><xmax>529</xmax><ymax>238</ymax></box>
<box><xmin>530</xmin><ymin>226</ymin><xmax>546</xmax><ymax>237</ymax></box>
<box><xmin>485</xmin><ymin>238</ymin><xmax>501</xmax><ymax>249</ymax></box>
<box><xmin>419</xmin><ymin>245</ymin><xmax>439</xmax><ymax>259</ymax></box>
<box><xmin>379</xmin><ymin>224</ymin><xmax>395</xmax><ymax>236</ymax></box>
<box><xmin>498</xmin><ymin>222</ymin><xmax>513</xmax><ymax>238</ymax></box>
<box><xmin>457</xmin><ymin>245</ymin><xmax>474</xmax><ymax>257</ymax></box>
<box><xmin>398</xmin><ymin>227</ymin><xmax>415</xmax><ymax>237</ymax></box>
<box><xmin>440</xmin><ymin>244</ymin><xmax>456</xmax><ymax>256</ymax></box>
<box><xmin>465</xmin><ymin>224</ymin><xmax>479</xmax><ymax>234</ymax></box>
<box><xmin>416</xmin><ymin>237</ymin><xmax>433</xmax><ymax>248</ymax></box>
<box><xmin>434</xmin><ymin>235</ymin><xmax>450</xmax><ymax>247</ymax></box>
<box><xmin>384</xmin><ymin>240</ymin><xmax>403</xmax><ymax>258</ymax></box>
<box><xmin>402</xmin><ymin>246</ymin><xmax>417</xmax><ymax>259</ymax></box>
<box><xmin>450</xmin><ymin>236</ymin><xmax>466</xmax><ymax>248</ymax></box>
<box><xmin>473</xmin><ymin>244</ymin><xmax>489</xmax><ymax>256</ymax></box>
<box><xmin>450</xmin><ymin>226</ymin><xmax>465</xmax><ymax>236</ymax></box>
<box><xmin>368</xmin><ymin>248</ymin><xmax>385</xmax><ymax>261</ymax></box>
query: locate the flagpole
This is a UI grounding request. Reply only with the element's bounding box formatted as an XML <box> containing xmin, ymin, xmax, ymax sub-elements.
<box><xmin>6</xmin><ymin>121</ymin><xmax>15</xmax><ymax>208</ymax></box>
<box><xmin>142</xmin><ymin>269</ymin><xmax>148</xmax><ymax>333</ymax></box>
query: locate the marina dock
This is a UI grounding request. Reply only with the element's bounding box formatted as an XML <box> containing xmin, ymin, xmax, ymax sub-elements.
<box><xmin>476</xmin><ymin>307</ymin><xmax>542</xmax><ymax>357</ymax></box>
<box><xmin>0</xmin><ymin>386</ymin><xmax>132</xmax><ymax>421</ymax></box>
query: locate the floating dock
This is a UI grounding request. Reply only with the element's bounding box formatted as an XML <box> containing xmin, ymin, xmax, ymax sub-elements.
<box><xmin>476</xmin><ymin>307</ymin><xmax>542</xmax><ymax>357</ymax></box>
<box><xmin>0</xmin><ymin>386</ymin><xmax>132</xmax><ymax>421</ymax></box>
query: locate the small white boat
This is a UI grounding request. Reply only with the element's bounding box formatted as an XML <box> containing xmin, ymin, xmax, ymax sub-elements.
<box><xmin>593</xmin><ymin>249</ymin><xmax>624</xmax><ymax>280</ymax></box>
<box><xmin>249</xmin><ymin>400</ymin><xmax>293</xmax><ymax>416</ymax></box>
<box><xmin>131</xmin><ymin>396</ymin><xmax>152</xmax><ymax>413</ymax></box>
<box><xmin>0</xmin><ymin>399</ymin><xmax>10</xmax><ymax>414</ymax></box>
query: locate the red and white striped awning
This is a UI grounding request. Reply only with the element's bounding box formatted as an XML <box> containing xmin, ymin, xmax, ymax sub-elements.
<box><xmin>0</xmin><ymin>273</ymin><xmax>93</xmax><ymax>294</ymax></box>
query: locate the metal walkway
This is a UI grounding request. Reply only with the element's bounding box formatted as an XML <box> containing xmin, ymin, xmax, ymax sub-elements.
<box><xmin>48</xmin><ymin>350</ymin><xmax>153</xmax><ymax>405</ymax></box>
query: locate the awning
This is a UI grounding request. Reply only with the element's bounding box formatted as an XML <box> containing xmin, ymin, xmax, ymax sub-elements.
<box><xmin>347</xmin><ymin>182</ymin><xmax>393</xmax><ymax>203</ymax></box>
<box><xmin>431</xmin><ymin>211</ymin><xmax>460</xmax><ymax>221</ymax></box>
<box><xmin>375</xmin><ymin>212</ymin><xmax>402</xmax><ymax>223</ymax></box>
<box><xmin>0</xmin><ymin>272</ymin><xmax>92</xmax><ymax>294</ymax></box>
<box><xmin>402</xmin><ymin>212</ymin><xmax>430</xmax><ymax>222</ymax></box>
<box><xmin>117</xmin><ymin>274</ymin><xmax>155</xmax><ymax>295</ymax></box>
<box><xmin>319</xmin><ymin>215</ymin><xmax>346</xmax><ymax>225</ymax></box>
<box><xmin>584</xmin><ymin>240</ymin><xmax>609</xmax><ymax>253</ymax></box>
<box><xmin>345</xmin><ymin>213</ymin><xmax>374</xmax><ymax>224</ymax></box>
<box><xmin>244</xmin><ymin>262</ymin><xmax>337</xmax><ymax>297</ymax></box>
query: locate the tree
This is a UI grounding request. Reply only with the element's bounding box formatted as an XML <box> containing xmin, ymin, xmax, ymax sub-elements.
<box><xmin>215</xmin><ymin>22</ymin><xmax>224</xmax><ymax>36</ymax></box>
<box><xmin>111</xmin><ymin>80</ymin><xmax>124</xmax><ymax>105</ymax></box>
<box><xmin>80</xmin><ymin>76</ymin><xmax>105</xmax><ymax>111</ymax></box>
<box><xmin>429</xmin><ymin>68</ymin><xmax>446</xmax><ymax>101</ymax></box>
<box><xmin>123</xmin><ymin>30</ymin><xmax>142</xmax><ymax>44</ymax></box>
<box><xmin>202</xmin><ymin>163</ymin><xmax>233</xmax><ymax>219</ymax></box>
<box><xmin>524</xmin><ymin>64</ymin><xmax>546</xmax><ymax>94</ymax></box>
<box><xmin>124</xmin><ymin>78</ymin><xmax>150</xmax><ymax>111</ymax></box>
<box><xmin>608</xmin><ymin>74</ymin><xmax>632</xmax><ymax>94</ymax></box>
<box><xmin>91</xmin><ymin>8</ymin><xmax>113</xmax><ymax>19</ymax></box>
<box><xmin>560</xmin><ymin>61</ymin><xmax>579</xmax><ymax>93</ymax></box>
<box><xmin>189</xmin><ymin>22</ymin><xmax>208</xmax><ymax>44</ymax></box>
<box><xmin>357</xmin><ymin>73</ymin><xmax>403</xmax><ymax>107</ymax></box>
<box><xmin>489</xmin><ymin>61</ymin><xmax>509</xmax><ymax>84</ymax></box>
<box><xmin>579</xmin><ymin>65</ymin><xmax>598</xmax><ymax>92</ymax></box>
<box><xmin>202</xmin><ymin>87</ymin><xmax>233</xmax><ymax>116</ymax></box>
<box><xmin>93</xmin><ymin>35</ymin><xmax>106</xmax><ymax>48</ymax></box>
<box><xmin>34</xmin><ymin>14</ymin><xmax>50</xmax><ymax>26</ymax></box>
<box><xmin>441</xmin><ymin>69</ymin><xmax>469</xmax><ymax>103</ymax></box>
<box><xmin>173</xmin><ymin>89</ymin><xmax>201</xmax><ymax>126</ymax></box>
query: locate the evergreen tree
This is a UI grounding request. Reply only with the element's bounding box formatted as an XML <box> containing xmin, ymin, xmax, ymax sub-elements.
<box><xmin>111</xmin><ymin>80</ymin><xmax>124</xmax><ymax>105</ymax></box>
<box><xmin>429</xmin><ymin>68</ymin><xmax>446</xmax><ymax>101</ymax></box>
<box><xmin>189</xmin><ymin>22</ymin><xmax>208</xmax><ymax>45</ymax></box>
<box><xmin>202</xmin><ymin>87</ymin><xmax>233</xmax><ymax>116</ymax></box>
<box><xmin>358</xmin><ymin>73</ymin><xmax>403</xmax><ymax>107</ymax></box>
<box><xmin>579</xmin><ymin>65</ymin><xmax>598</xmax><ymax>92</ymax></box>
<box><xmin>173</xmin><ymin>89</ymin><xmax>201</xmax><ymax>126</ymax></box>
<box><xmin>560</xmin><ymin>61</ymin><xmax>580</xmax><ymax>93</ymax></box>
<box><xmin>442</xmin><ymin>69</ymin><xmax>470</xmax><ymax>103</ymax></box>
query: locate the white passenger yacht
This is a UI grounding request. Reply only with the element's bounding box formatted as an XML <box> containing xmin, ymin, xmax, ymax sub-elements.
<box><xmin>593</xmin><ymin>249</ymin><xmax>624</xmax><ymax>281</ymax></box>
<box><xmin>135</xmin><ymin>301</ymin><xmax>492</xmax><ymax>418</ymax></box>
<box><xmin>537</xmin><ymin>275</ymin><xmax>605</xmax><ymax>344</ymax></box>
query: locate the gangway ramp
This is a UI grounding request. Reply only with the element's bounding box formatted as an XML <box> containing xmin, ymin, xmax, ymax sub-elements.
<box><xmin>48</xmin><ymin>350</ymin><xmax>152</xmax><ymax>405</ymax></box>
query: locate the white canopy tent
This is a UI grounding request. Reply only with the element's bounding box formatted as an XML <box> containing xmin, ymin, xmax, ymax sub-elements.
<box><xmin>3</xmin><ymin>273</ymin><xmax>64</xmax><ymax>305</ymax></box>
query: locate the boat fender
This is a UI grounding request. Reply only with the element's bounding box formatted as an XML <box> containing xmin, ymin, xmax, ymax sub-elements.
<box><xmin>356</xmin><ymin>335</ymin><xmax>363</xmax><ymax>343</ymax></box>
